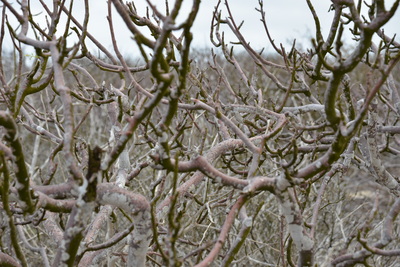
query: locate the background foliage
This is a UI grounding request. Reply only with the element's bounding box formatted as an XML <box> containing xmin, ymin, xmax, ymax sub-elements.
<box><xmin>0</xmin><ymin>0</ymin><xmax>400</xmax><ymax>266</ymax></box>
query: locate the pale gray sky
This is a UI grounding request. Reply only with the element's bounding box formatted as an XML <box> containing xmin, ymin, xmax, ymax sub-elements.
<box><xmin>5</xmin><ymin>1</ymin><xmax>400</xmax><ymax>54</ymax></box>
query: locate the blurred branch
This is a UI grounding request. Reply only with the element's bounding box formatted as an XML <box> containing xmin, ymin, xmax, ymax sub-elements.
<box><xmin>0</xmin><ymin>252</ymin><xmax>21</xmax><ymax>267</ymax></box>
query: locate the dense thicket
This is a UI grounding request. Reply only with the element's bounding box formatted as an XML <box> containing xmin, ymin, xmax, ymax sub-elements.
<box><xmin>0</xmin><ymin>1</ymin><xmax>400</xmax><ymax>266</ymax></box>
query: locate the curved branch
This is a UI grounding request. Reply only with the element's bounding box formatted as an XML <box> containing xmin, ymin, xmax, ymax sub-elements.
<box><xmin>96</xmin><ymin>183</ymin><xmax>151</xmax><ymax>267</ymax></box>
<box><xmin>0</xmin><ymin>111</ymin><xmax>35</xmax><ymax>214</ymax></box>
<box><xmin>0</xmin><ymin>252</ymin><xmax>21</xmax><ymax>267</ymax></box>
<box><xmin>194</xmin><ymin>195</ymin><xmax>248</xmax><ymax>267</ymax></box>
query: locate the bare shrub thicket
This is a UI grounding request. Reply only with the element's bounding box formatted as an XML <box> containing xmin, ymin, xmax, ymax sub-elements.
<box><xmin>0</xmin><ymin>0</ymin><xmax>400</xmax><ymax>266</ymax></box>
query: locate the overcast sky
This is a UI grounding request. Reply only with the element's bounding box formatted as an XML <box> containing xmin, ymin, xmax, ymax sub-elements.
<box><xmin>6</xmin><ymin>1</ymin><xmax>400</xmax><ymax>54</ymax></box>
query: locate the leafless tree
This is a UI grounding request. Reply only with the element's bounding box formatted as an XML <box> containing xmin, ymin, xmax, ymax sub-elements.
<box><xmin>0</xmin><ymin>0</ymin><xmax>399</xmax><ymax>266</ymax></box>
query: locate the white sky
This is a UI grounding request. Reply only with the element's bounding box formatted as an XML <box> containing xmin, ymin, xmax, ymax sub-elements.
<box><xmin>3</xmin><ymin>0</ymin><xmax>400</xmax><ymax>54</ymax></box>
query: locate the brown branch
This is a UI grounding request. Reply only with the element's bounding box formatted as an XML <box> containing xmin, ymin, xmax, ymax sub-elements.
<box><xmin>194</xmin><ymin>195</ymin><xmax>248</xmax><ymax>267</ymax></box>
<box><xmin>49</xmin><ymin>41</ymin><xmax>84</xmax><ymax>183</ymax></box>
<box><xmin>0</xmin><ymin>252</ymin><xmax>21</xmax><ymax>267</ymax></box>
